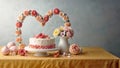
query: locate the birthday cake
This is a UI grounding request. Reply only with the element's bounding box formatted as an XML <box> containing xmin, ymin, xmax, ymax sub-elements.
<box><xmin>29</xmin><ymin>33</ymin><xmax>55</xmax><ymax>49</ymax></box>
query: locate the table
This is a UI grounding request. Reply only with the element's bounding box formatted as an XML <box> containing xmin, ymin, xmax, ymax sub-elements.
<box><xmin>119</xmin><ymin>58</ymin><xmax>120</xmax><ymax>68</ymax></box>
<box><xmin>0</xmin><ymin>46</ymin><xmax>119</xmax><ymax>68</ymax></box>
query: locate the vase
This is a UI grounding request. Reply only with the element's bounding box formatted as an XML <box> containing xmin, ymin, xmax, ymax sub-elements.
<box><xmin>58</xmin><ymin>37</ymin><xmax>70</xmax><ymax>54</ymax></box>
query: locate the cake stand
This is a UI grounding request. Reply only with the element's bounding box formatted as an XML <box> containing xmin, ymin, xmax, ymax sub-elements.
<box><xmin>25</xmin><ymin>46</ymin><xmax>59</xmax><ymax>57</ymax></box>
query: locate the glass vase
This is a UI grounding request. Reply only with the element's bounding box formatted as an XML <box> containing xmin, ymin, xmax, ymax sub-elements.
<box><xmin>58</xmin><ymin>37</ymin><xmax>70</xmax><ymax>54</ymax></box>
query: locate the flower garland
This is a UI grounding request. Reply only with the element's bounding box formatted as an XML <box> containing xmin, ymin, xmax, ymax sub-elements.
<box><xmin>15</xmin><ymin>8</ymin><xmax>72</xmax><ymax>48</ymax></box>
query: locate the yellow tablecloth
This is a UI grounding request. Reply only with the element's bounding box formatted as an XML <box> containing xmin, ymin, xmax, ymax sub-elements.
<box><xmin>0</xmin><ymin>46</ymin><xmax>119</xmax><ymax>68</ymax></box>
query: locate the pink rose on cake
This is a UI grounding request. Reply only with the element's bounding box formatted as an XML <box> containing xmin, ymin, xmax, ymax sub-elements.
<box><xmin>53</xmin><ymin>26</ymin><xmax>74</xmax><ymax>39</ymax></box>
<box><xmin>34</xmin><ymin>33</ymin><xmax>50</xmax><ymax>39</ymax></box>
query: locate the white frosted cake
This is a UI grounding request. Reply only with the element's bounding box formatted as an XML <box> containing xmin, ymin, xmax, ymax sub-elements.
<box><xmin>28</xmin><ymin>33</ymin><xmax>55</xmax><ymax>49</ymax></box>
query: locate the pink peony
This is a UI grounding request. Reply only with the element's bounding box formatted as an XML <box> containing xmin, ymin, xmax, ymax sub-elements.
<box><xmin>69</xmin><ymin>44</ymin><xmax>81</xmax><ymax>55</ymax></box>
<box><xmin>66</xmin><ymin>31</ymin><xmax>72</xmax><ymax>38</ymax></box>
<box><xmin>9</xmin><ymin>46</ymin><xmax>18</xmax><ymax>52</ymax></box>
<box><xmin>7</xmin><ymin>41</ymin><xmax>16</xmax><ymax>48</ymax></box>
<box><xmin>1</xmin><ymin>46</ymin><xmax>10</xmax><ymax>55</ymax></box>
<box><xmin>63</xmin><ymin>26</ymin><xmax>74</xmax><ymax>38</ymax></box>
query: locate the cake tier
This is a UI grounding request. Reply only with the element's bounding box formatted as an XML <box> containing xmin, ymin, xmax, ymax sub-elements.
<box><xmin>29</xmin><ymin>37</ymin><xmax>55</xmax><ymax>49</ymax></box>
<box><xmin>29</xmin><ymin>44</ymin><xmax>55</xmax><ymax>49</ymax></box>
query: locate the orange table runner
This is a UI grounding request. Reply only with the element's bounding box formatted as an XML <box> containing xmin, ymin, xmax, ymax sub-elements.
<box><xmin>0</xmin><ymin>46</ymin><xmax>119</xmax><ymax>68</ymax></box>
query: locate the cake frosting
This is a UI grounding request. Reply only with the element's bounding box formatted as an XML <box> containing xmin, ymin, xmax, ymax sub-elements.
<box><xmin>28</xmin><ymin>33</ymin><xmax>55</xmax><ymax>49</ymax></box>
<box><xmin>29</xmin><ymin>37</ymin><xmax>55</xmax><ymax>49</ymax></box>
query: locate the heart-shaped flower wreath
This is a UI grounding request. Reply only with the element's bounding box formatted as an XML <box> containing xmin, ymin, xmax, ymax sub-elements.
<box><xmin>15</xmin><ymin>8</ymin><xmax>73</xmax><ymax>49</ymax></box>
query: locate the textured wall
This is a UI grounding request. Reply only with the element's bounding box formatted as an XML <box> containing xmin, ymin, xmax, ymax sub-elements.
<box><xmin>0</xmin><ymin>0</ymin><xmax>120</xmax><ymax>57</ymax></box>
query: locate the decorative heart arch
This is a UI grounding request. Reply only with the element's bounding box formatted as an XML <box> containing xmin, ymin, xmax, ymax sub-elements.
<box><xmin>15</xmin><ymin>8</ymin><xmax>71</xmax><ymax>49</ymax></box>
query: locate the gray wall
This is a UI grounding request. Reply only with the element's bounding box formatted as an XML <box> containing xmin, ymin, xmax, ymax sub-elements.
<box><xmin>0</xmin><ymin>0</ymin><xmax>120</xmax><ymax>57</ymax></box>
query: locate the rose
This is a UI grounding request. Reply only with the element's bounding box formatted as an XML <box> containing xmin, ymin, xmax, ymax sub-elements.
<box><xmin>63</xmin><ymin>26</ymin><xmax>74</xmax><ymax>38</ymax></box>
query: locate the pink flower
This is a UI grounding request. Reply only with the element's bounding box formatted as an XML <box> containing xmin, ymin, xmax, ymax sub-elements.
<box><xmin>64</xmin><ymin>27</ymin><xmax>74</xmax><ymax>38</ymax></box>
<box><xmin>60</xmin><ymin>31</ymin><xmax>66</xmax><ymax>37</ymax></box>
<box><xmin>66</xmin><ymin>31</ymin><xmax>72</xmax><ymax>38</ymax></box>
<box><xmin>1</xmin><ymin>46</ymin><xmax>10</xmax><ymax>55</ymax></box>
<box><xmin>63</xmin><ymin>26</ymin><xmax>72</xmax><ymax>31</ymax></box>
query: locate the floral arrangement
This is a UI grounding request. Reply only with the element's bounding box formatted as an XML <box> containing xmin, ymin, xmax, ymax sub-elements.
<box><xmin>1</xmin><ymin>41</ymin><xmax>27</xmax><ymax>56</ymax></box>
<box><xmin>53</xmin><ymin>24</ymin><xmax>74</xmax><ymax>39</ymax></box>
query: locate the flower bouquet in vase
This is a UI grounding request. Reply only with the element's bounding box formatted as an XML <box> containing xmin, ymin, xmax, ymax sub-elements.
<box><xmin>53</xmin><ymin>24</ymin><xmax>74</xmax><ymax>54</ymax></box>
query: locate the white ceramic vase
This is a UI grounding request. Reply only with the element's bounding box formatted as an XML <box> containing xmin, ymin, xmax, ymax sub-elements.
<box><xmin>58</xmin><ymin>37</ymin><xmax>69</xmax><ymax>54</ymax></box>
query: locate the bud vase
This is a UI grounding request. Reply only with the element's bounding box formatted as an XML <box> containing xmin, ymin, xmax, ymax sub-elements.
<box><xmin>58</xmin><ymin>37</ymin><xmax>69</xmax><ymax>54</ymax></box>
